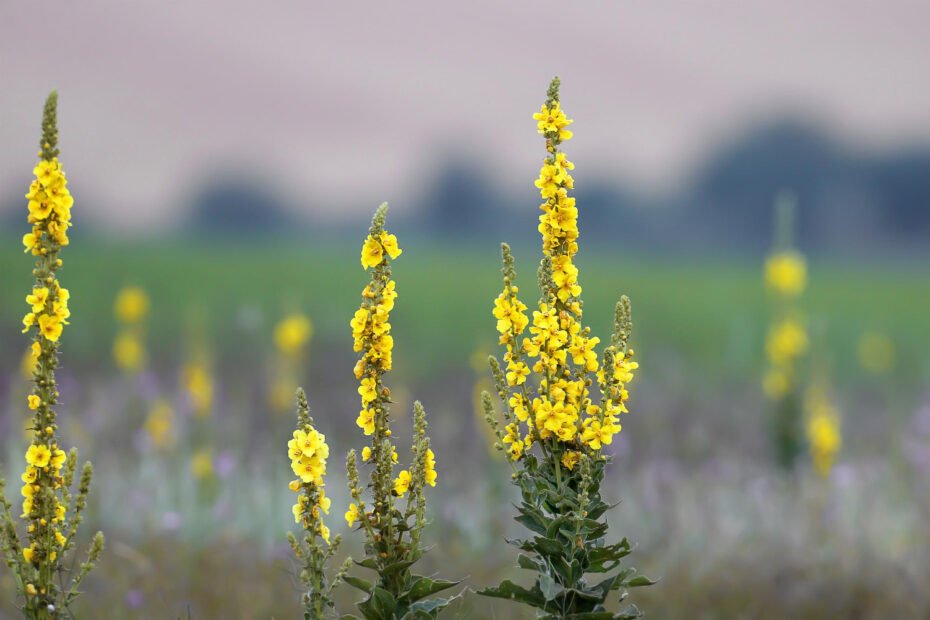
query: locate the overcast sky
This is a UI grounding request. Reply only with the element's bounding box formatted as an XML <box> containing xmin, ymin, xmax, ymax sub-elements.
<box><xmin>2</xmin><ymin>1</ymin><xmax>928</xmax><ymax>230</ymax></box>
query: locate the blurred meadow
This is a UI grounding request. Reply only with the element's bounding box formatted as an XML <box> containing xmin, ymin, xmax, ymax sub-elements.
<box><xmin>2</xmin><ymin>2</ymin><xmax>930</xmax><ymax>619</ymax></box>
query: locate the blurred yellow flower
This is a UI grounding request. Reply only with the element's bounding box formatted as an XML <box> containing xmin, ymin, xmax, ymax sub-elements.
<box><xmin>766</xmin><ymin>319</ymin><xmax>808</xmax><ymax>366</ymax></box>
<box><xmin>805</xmin><ymin>387</ymin><xmax>841</xmax><ymax>477</ymax></box>
<box><xmin>144</xmin><ymin>401</ymin><xmax>174</xmax><ymax>449</ymax></box>
<box><xmin>858</xmin><ymin>331</ymin><xmax>895</xmax><ymax>375</ymax></box>
<box><xmin>765</xmin><ymin>251</ymin><xmax>806</xmax><ymax>297</ymax></box>
<box><xmin>274</xmin><ymin>313</ymin><xmax>313</xmax><ymax>357</ymax></box>
<box><xmin>762</xmin><ymin>368</ymin><xmax>791</xmax><ymax>399</ymax></box>
<box><xmin>113</xmin><ymin>330</ymin><xmax>145</xmax><ymax>372</ymax></box>
<box><xmin>191</xmin><ymin>449</ymin><xmax>214</xmax><ymax>479</ymax></box>
<box><xmin>114</xmin><ymin>286</ymin><xmax>150</xmax><ymax>324</ymax></box>
<box><xmin>183</xmin><ymin>363</ymin><xmax>214</xmax><ymax>418</ymax></box>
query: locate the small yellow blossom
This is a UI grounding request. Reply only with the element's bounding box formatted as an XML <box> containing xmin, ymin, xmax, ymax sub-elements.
<box><xmin>345</xmin><ymin>503</ymin><xmax>360</xmax><ymax>527</ymax></box>
<box><xmin>114</xmin><ymin>286</ymin><xmax>150</xmax><ymax>324</ymax></box>
<box><xmin>393</xmin><ymin>470</ymin><xmax>411</xmax><ymax>496</ymax></box>
<box><xmin>765</xmin><ymin>251</ymin><xmax>806</xmax><ymax>297</ymax></box>
<box><xmin>25</xmin><ymin>444</ymin><xmax>51</xmax><ymax>468</ymax></box>
<box><xmin>274</xmin><ymin>313</ymin><xmax>313</xmax><ymax>357</ymax></box>
<box><xmin>361</xmin><ymin>236</ymin><xmax>383</xmax><ymax>269</ymax></box>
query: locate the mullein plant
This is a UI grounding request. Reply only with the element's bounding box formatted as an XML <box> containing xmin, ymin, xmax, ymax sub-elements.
<box><xmin>0</xmin><ymin>92</ymin><xmax>104</xmax><ymax>618</ymax></box>
<box><xmin>286</xmin><ymin>388</ymin><xmax>349</xmax><ymax>619</ymax></box>
<box><xmin>343</xmin><ymin>205</ymin><xmax>459</xmax><ymax>619</ymax></box>
<box><xmin>479</xmin><ymin>78</ymin><xmax>652</xmax><ymax>619</ymax></box>
<box><xmin>762</xmin><ymin>193</ymin><xmax>809</xmax><ymax>469</ymax></box>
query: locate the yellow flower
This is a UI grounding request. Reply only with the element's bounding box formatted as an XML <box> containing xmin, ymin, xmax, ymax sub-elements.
<box><xmin>184</xmin><ymin>363</ymin><xmax>214</xmax><ymax>417</ymax></box>
<box><xmin>361</xmin><ymin>236</ymin><xmax>383</xmax><ymax>269</ymax></box>
<box><xmin>191</xmin><ymin>449</ymin><xmax>214</xmax><ymax>480</ymax></box>
<box><xmin>393</xmin><ymin>470</ymin><xmax>411</xmax><ymax>497</ymax></box>
<box><xmin>114</xmin><ymin>286</ymin><xmax>150</xmax><ymax>324</ymax></box>
<box><xmin>23</xmin><ymin>546</ymin><xmax>35</xmax><ymax>563</ymax></box>
<box><xmin>26</xmin><ymin>287</ymin><xmax>49</xmax><ymax>313</ymax></box>
<box><xmin>27</xmin><ymin>395</ymin><xmax>41</xmax><ymax>410</ymax></box>
<box><xmin>379</xmin><ymin>232</ymin><xmax>403</xmax><ymax>260</ymax></box>
<box><xmin>274</xmin><ymin>313</ymin><xmax>313</xmax><ymax>356</ymax></box>
<box><xmin>21</xmin><ymin>467</ymin><xmax>38</xmax><ymax>484</ymax></box>
<box><xmin>25</xmin><ymin>444</ymin><xmax>51</xmax><ymax>468</ymax></box>
<box><xmin>22</xmin><ymin>231</ymin><xmax>40</xmax><ymax>254</ymax></box>
<box><xmin>113</xmin><ymin>331</ymin><xmax>144</xmax><ymax>372</ymax></box>
<box><xmin>38</xmin><ymin>314</ymin><xmax>63</xmax><ymax>342</ymax></box>
<box><xmin>766</xmin><ymin>319</ymin><xmax>808</xmax><ymax>365</ymax></box>
<box><xmin>358</xmin><ymin>377</ymin><xmax>378</xmax><ymax>404</ymax></box>
<box><xmin>356</xmin><ymin>408</ymin><xmax>375</xmax><ymax>435</ymax></box>
<box><xmin>765</xmin><ymin>251</ymin><xmax>806</xmax><ymax>297</ymax></box>
<box><xmin>561</xmin><ymin>451</ymin><xmax>580</xmax><ymax>471</ymax></box>
<box><xmin>144</xmin><ymin>401</ymin><xmax>174</xmax><ymax>449</ymax></box>
<box><xmin>50</xmin><ymin>449</ymin><xmax>66</xmax><ymax>471</ymax></box>
<box><xmin>763</xmin><ymin>369</ymin><xmax>791</xmax><ymax>399</ymax></box>
<box><xmin>424</xmin><ymin>449</ymin><xmax>437</xmax><ymax>487</ymax></box>
<box><xmin>345</xmin><ymin>503</ymin><xmax>360</xmax><ymax>527</ymax></box>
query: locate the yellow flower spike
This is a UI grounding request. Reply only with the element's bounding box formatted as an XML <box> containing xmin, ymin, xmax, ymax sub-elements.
<box><xmin>480</xmin><ymin>77</ymin><xmax>650</xmax><ymax>614</ymax></box>
<box><xmin>1</xmin><ymin>92</ymin><xmax>104</xmax><ymax>612</ymax></box>
<box><xmin>343</xmin><ymin>206</ymin><xmax>450</xmax><ymax>613</ymax></box>
<box><xmin>285</xmin><ymin>388</ymin><xmax>340</xmax><ymax>617</ymax></box>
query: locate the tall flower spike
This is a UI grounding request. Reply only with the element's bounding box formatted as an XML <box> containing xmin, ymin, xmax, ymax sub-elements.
<box><xmin>1</xmin><ymin>91</ymin><xmax>104</xmax><ymax>618</ymax></box>
<box><xmin>286</xmin><ymin>388</ymin><xmax>342</xmax><ymax>619</ymax></box>
<box><xmin>762</xmin><ymin>192</ymin><xmax>809</xmax><ymax>468</ymax></box>
<box><xmin>344</xmin><ymin>204</ymin><xmax>459</xmax><ymax>619</ymax></box>
<box><xmin>480</xmin><ymin>77</ymin><xmax>652</xmax><ymax>618</ymax></box>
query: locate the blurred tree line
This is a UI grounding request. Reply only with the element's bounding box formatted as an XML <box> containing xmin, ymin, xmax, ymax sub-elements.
<box><xmin>2</xmin><ymin>116</ymin><xmax>928</xmax><ymax>254</ymax></box>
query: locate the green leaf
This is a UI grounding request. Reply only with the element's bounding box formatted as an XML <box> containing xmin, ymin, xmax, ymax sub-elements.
<box><xmin>406</xmin><ymin>593</ymin><xmax>461</xmax><ymax>616</ymax></box>
<box><xmin>626</xmin><ymin>575</ymin><xmax>657</xmax><ymax>588</ymax></box>
<box><xmin>354</xmin><ymin>557</ymin><xmax>379</xmax><ymax>570</ymax></box>
<box><xmin>538</xmin><ymin>573</ymin><xmax>564</xmax><ymax>602</ymax></box>
<box><xmin>478</xmin><ymin>580</ymin><xmax>546</xmax><ymax>609</ymax></box>
<box><xmin>357</xmin><ymin>587</ymin><xmax>397</xmax><ymax>620</ymax></box>
<box><xmin>403</xmin><ymin>576</ymin><xmax>460</xmax><ymax>603</ymax></box>
<box><xmin>343</xmin><ymin>575</ymin><xmax>374</xmax><ymax>593</ymax></box>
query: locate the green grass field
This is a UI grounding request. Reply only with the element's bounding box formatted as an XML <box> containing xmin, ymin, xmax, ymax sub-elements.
<box><xmin>1</xmin><ymin>235</ymin><xmax>927</xmax><ymax>387</ymax></box>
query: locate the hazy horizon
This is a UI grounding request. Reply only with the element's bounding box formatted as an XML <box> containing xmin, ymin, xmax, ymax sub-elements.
<box><xmin>3</xmin><ymin>1</ymin><xmax>929</xmax><ymax>231</ymax></box>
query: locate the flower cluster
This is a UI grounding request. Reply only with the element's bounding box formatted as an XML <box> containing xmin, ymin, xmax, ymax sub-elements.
<box><xmin>286</xmin><ymin>389</ymin><xmax>345</xmax><ymax>619</ymax></box>
<box><xmin>113</xmin><ymin>286</ymin><xmax>150</xmax><ymax>373</ymax></box>
<box><xmin>492</xmin><ymin>78</ymin><xmax>637</xmax><ymax>462</ymax></box>
<box><xmin>351</xmin><ymin>225</ymin><xmax>400</xmax><ymax>436</ymax></box>
<box><xmin>1</xmin><ymin>91</ymin><xmax>103</xmax><ymax>618</ymax></box>
<box><xmin>20</xmin><ymin>154</ymin><xmax>73</xmax><ymax>344</ymax></box>
<box><xmin>288</xmin><ymin>400</ymin><xmax>332</xmax><ymax>542</ymax></box>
